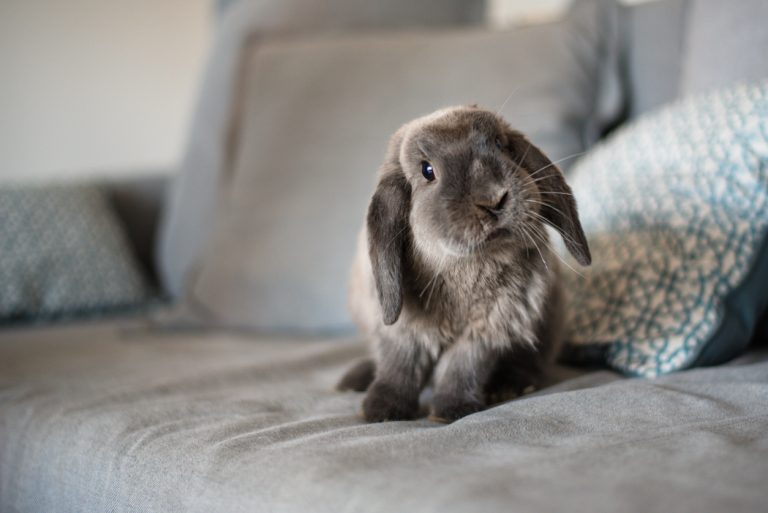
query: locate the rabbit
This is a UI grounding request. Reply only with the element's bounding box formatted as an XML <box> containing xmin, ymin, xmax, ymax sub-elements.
<box><xmin>337</xmin><ymin>105</ymin><xmax>591</xmax><ymax>423</ymax></box>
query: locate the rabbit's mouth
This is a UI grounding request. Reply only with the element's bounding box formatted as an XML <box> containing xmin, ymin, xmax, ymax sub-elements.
<box><xmin>418</xmin><ymin>232</ymin><xmax>482</xmax><ymax>259</ymax></box>
<box><xmin>472</xmin><ymin>227</ymin><xmax>517</xmax><ymax>254</ymax></box>
<box><xmin>438</xmin><ymin>226</ymin><xmax>514</xmax><ymax>257</ymax></box>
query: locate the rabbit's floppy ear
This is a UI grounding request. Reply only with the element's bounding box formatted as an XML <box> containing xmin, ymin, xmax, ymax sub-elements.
<box><xmin>367</xmin><ymin>137</ymin><xmax>412</xmax><ymax>325</ymax></box>
<box><xmin>507</xmin><ymin>131</ymin><xmax>591</xmax><ymax>266</ymax></box>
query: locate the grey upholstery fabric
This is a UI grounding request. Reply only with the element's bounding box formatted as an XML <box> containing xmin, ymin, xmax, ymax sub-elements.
<box><xmin>622</xmin><ymin>0</ymin><xmax>689</xmax><ymax>117</ymax></box>
<box><xmin>680</xmin><ymin>0</ymin><xmax>768</xmax><ymax>95</ymax></box>
<box><xmin>214</xmin><ymin>0</ymin><xmax>486</xmax><ymax>28</ymax></box>
<box><xmin>159</xmin><ymin>6</ymin><xmax>617</xmax><ymax>331</ymax></box>
<box><xmin>621</xmin><ymin>0</ymin><xmax>768</xmax><ymax>117</ymax></box>
<box><xmin>0</xmin><ymin>185</ymin><xmax>150</xmax><ymax>322</ymax></box>
<box><xmin>567</xmin><ymin>0</ymin><xmax>625</xmax><ymax>142</ymax></box>
<box><xmin>1</xmin><ymin>319</ymin><xmax>766</xmax><ymax>513</ymax></box>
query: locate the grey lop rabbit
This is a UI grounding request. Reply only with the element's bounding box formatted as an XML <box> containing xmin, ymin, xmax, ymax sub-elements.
<box><xmin>338</xmin><ymin>105</ymin><xmax>591</xmax><ymax>423</ymax></box>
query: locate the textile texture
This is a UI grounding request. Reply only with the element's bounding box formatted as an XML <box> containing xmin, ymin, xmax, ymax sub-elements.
<box><xmin>563</xmin><ymin>81</ymin><xmax>768</xmax><ymax>376</ymax></box>
<box><xmin>1</xmin><ymin>319</ymin><xmax>766</xmax><ymax>512</ymax></box>
<box><xmin>0</xmin><ymin>185</ymin><xmax>150</xmax><ymax>322</ymax></box>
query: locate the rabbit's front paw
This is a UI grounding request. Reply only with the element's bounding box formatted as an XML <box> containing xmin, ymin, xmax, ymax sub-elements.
<box><xmin>362</xmin><ymin>382</ymin><xmax>419</xmax><ymax>422</ymax></box>
<box><xmin>430</xmin><ymin>394</ymin><xmax>484</xmax><ymax>423</ymax></box>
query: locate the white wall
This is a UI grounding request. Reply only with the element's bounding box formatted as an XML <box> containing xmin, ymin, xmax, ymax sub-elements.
<box><xmin>0</xmin><ymin>0</ymin><xmax>211</xmax><ymax>183</ymax></box>
<box><xmin>487</xmin><ymin>0</ymin><xmax>572</xmax><ymax>27</ymax></box>
<box><xmin>488</xmin><ymin>0</ymin><xmax>661</xmax><ymax>27</ymax></box>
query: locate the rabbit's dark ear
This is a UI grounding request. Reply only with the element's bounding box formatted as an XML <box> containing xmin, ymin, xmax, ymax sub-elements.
<box><xmin>367</xmin><ymin>160</ymin><xmax>411</xmax><ymax>325</ymax></box>
<box><xmin>508</xmin><ymin>131</ymin><xmax>591</xmax><ymax>266</ymax></box>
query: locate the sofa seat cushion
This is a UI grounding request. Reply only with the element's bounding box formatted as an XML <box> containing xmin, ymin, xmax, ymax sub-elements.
<box><xmin>1</xmin><ymin>319</ymin><xmax>768</xmax><ymax>512</ymax></box>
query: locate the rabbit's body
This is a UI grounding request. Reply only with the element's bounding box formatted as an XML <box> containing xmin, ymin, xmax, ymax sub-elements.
<box><xmin>350</xmin><ymin>226</ymin><xmax>562</xmax><ymax>358</ymax></box>
<box><xmin>339</xmin><ymin>106</ymin><xmax>590</xmax><ymax>423</ymax></box>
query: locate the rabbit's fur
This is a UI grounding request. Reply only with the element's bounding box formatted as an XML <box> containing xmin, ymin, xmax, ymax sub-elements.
<box><xmin>339</xmin><ymin>106</ymin><xmax>591</xmax><ymax>423</ymax></box>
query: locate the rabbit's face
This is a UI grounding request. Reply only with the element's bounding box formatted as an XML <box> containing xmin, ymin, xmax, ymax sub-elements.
<box><xmin>401</xmin><ymin>107</ymin><xmax>545</xmax><ymax>259</ymax></box>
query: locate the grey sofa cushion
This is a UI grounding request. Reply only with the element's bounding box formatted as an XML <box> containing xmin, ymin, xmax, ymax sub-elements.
<box><xmin>680</xmin><ymin>0</ymin><xmax>768</xmax><ymax>95</ymax></box>
<box><xmin>159</xmin><ymin>12</ymin><xmax>617</xmax><ymax>332</ymax></box>
<box><xmin>621</xmin><ymin>0</ymin><xmax>768</xmax><ymax>117</ymax></box>
<box><xmin>567</xmin><ymin>0</ymin><xmax>625</xmax><ymax>142</ymax></box>
<box><xmin>215</xmin><ymin>0</ymin><xmax>486</xmax><ymax>28</ymax></box>
<box><xmin>1</xmin><ymin>320</ymin><xmax>767</xmax><ymax>513</ymax></box>
<box><xmin>622</xmin><ymin>0</ymin><xmax>689</xmax><ymax>117</ymax></box>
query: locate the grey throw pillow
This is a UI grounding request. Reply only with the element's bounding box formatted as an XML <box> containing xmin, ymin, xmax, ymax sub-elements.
<box><xmin>0</xmin><ymin>184</ymin><xmax>151</xmax><ymax>322</ymax></box>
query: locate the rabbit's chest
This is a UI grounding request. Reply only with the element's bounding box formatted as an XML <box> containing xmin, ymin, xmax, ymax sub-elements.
<box><xmin>404</xmin><ymin>258</ymin><xmax>548</xmax><ymax>348</ymax></box>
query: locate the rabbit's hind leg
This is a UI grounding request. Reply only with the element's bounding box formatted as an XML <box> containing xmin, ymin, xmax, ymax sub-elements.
<box><xmin>336</xmin><ymin>358</ymin><xmax>376</xmax><ymax>392</ymax></box>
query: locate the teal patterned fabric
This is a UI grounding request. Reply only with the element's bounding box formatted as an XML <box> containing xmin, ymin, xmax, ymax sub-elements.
<box><xmin>563</xmin><ymin>81</ymin><xmax>768</xmax><ymax>377</ymax></box>
<box><xmin>0</xmin><ymin>184</ymin><xmax>150</xmax><ymax>322</ymax></box>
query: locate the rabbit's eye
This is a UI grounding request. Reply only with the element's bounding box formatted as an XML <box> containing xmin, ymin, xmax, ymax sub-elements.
<box><xmin>421</xmin><ymin>161</ymin><xmax>435</xmax><ymax>182</ymax></box>
<box><xmin>495</xmin><ymin>138</ymin><xmax>502</xmax><ymax>150</ymax></box>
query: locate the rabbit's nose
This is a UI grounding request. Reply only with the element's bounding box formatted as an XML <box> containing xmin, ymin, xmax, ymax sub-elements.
<box><xmin>475</xmin><ymin>191</ymin><xmax>509</xmax><ymax>219</ymax></box>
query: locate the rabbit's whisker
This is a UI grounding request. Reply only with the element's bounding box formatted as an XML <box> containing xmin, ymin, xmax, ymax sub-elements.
<box><xmin>516</xmin><ymin>142</ymin><xmax>532</xmax><ymax>169</ymax></box>
<box><xmin>496</xmin><ymin>86</ymin><xmax>520</xmax><ymax>116</ymax></box>
<box><xmin>538</xmin><ymin>191</ymin><xmax>574</xmax><ymax>197</ymax></box>
<box><xmin>552</xmin><ymin>247</ymin><xmax>585</xmax><ymax>278</ymax></box>
<box><xmin>524</xmin><ymin>210</ymin><xmax>581</xmax><ymax>248</ymax></box>
<box><xmin>384</xmin><ymin>225</ymin><xmax>409</xmax><ymax>250</ymax></box>
<box><xmin>519</xmin><ymin>224</ymin><xmax>549</xmax><ymax>272</ymax></box>
<box><xmin>525</xmin><ymin>216</ymin><xmax>584</xmax><ymax>278</ymax></box>
<box><xmin>525</xmin><ymin>151</ymin><xmax>586</xmax><ymax>180</ymax></box>
<box><xmin>521</xmin><ymin>174</ymin><xmax>554</xmax><ymax>187</ymax></box>
<box><xmin>419</xmin><ymin>253</ymin><xmax>444</xmax><ymax>299</ymax></box>
<box><xmin>424</xmin><ymin>253</ymin><xmax>447</xmax><ymax>310</ymax></box>
<box><xmin>525</xmin><ymin>198</ymin><xmax>569</xmax><ymax>221</ymax></box>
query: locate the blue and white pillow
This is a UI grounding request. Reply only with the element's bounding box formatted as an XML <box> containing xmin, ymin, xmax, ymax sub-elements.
<box><xmin>563</xmin><ymin>81</ymin><xmax>768</xmax><ymax>377</ymax></box>
<box><xmin>0</xmin><ymin>184</ymin><xmax>151</xmax><ymax>322</ymax></box>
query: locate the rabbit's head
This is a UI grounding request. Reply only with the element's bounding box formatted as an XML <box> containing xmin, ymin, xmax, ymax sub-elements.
<box><xmin>368</xmin><ymin>106</ymin><xmax>591</xmax><ymax>324</ymax></box>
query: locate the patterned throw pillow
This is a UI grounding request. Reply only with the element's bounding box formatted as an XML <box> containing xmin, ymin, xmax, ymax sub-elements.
<box><xmin>563</xmin><ymin>81</ymin><xmax>768</xmax><ymax>377</ymax></box>
<box><xmin>0</xmin><ymin>184</ymin><xmax>151</xmax><ymax>322</ymax></box>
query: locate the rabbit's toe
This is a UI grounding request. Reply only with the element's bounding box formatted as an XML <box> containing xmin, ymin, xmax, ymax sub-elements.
<box><xmin>431</xmin><ymin>394</ymin><xmax>485</xmax><ymax>423</ymax></box>
<box><xmin>362</xmin><ymin>382</ymin><xmax>419</xmax><ymax>422</ymax></box>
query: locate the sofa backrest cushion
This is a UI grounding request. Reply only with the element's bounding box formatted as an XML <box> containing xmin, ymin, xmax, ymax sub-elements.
<box><xmin>622</xmin><ymin>0</ymin><xmax>768</xmax><ymax>118</ymax></box>
<box><xmin>157</xmin><ymin>2</ymin><xmax>621</xmax><ymax>332</ymax></box>
<box><xmin>680</xmin><ymin>0</ymin><xmax>768</xmax><ymax>95</ymax></box>
<box><xmin>214</xmin><ymin>0</ymin><xmax>486</xmax><ymax>30</ymax></box>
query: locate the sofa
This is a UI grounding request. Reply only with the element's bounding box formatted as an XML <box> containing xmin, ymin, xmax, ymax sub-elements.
<box><xmin>2</xmin><ymin>1</ymin><xmax>767</xmax><ymax>512</ymax></box>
